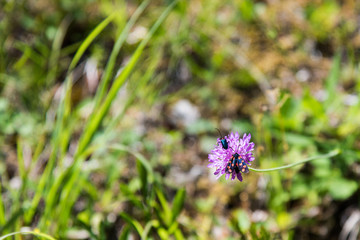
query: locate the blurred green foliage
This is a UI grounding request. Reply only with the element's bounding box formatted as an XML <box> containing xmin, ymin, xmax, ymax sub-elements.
<box><xmin>0</xmin><ymin>0</ymin><xmax>360</xmax><ymax>239</ymax></box>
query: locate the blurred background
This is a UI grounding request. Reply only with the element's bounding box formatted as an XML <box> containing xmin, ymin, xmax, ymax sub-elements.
<box><xmin>0</xmin><ymin>0</ymin><xmax>360</xmax><ymax>239</ymax></box>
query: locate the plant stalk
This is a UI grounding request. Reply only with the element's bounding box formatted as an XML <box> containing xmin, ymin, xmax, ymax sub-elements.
<box><xmin>248</xmin><ymin>149</ymin><xmax>340</xmax><ymax>172</ymax></box>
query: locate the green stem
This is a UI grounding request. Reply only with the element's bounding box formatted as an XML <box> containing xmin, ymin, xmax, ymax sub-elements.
<box><xmin>0</xmin><ymin>231</ymin><xmax>56</xmax><ymax>240</ymax></box>
<box><xmin>248</xmin><ymin>149</ymin><xmax>340</xmax><ymax>173</ymax></box>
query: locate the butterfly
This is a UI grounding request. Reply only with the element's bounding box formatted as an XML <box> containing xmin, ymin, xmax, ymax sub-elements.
<box><xmin>225</xmin><ymin>153</ymin><xmax>249</xmax><ymax>174</ymax></box>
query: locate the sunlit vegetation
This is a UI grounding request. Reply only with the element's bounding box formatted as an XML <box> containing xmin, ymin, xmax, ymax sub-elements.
<box><xmin>0</xmin><ymin>0</ymin><xmax>359</xmax><ymax>239</ymax></box>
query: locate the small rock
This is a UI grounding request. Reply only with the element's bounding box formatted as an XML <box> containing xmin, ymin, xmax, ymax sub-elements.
<box><xmin>343</xmin><ymin>94</ymin><xmax>359</xmax><ymax>106</ymax></box>
<box><xmin>170</xmin><ymin>99</ymin><xmax>200</xmax><ymax>128</ymax></box>
<box><xmin>296</xmin><ymin>68</ymin><xmax>311</xmax><ymax>82</ymax></box>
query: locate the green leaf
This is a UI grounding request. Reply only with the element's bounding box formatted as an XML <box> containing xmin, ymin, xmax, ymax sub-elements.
<box><xmin>75</xmin><ymin>0</ymin><xmax>178</xmax><ymax>160</ymax></box>
<box><xmin>238</xmin><ymin>0</ymin><xmax>256</xmax><ymax>22</ymax></box>
<box><xmin>118</xmin><ymin>225</ymin><xmax>131</xmax><ymax>240</ymax></box>
<box><xmin>68</xmin><ymin>13</ymin><xmax>116</xmax><ymax>71</ymax></box>
<box><xmin>280</xmin><ymin>94</ymin><xmax>299</xmax><ymax>119</ymax></box>
<box><xmin>119</xmin><ymin>213</ymin><xmax>144</xmax><ymax>235</ymax></box>
<box><xmin>168</xmin><ymin>221</ymin><xmax>179</xmax><ymax>234</ymax></box>
<box><xmin>157</xmin><ymin>228</ymin><xmax>169</xmax><ymax>240</ymax></box>
<box><xmin>155</xmin><ymin>188</ymin><xmax>172</xmax><ymax>226</ymax></box>
<box><xmin>290</xmin><ymin>181</ymin><xmax>309</xmax><ymax>199</ymax></box>
<box><xmin>186</xmin><ymin>119</ymin><xmax>215</xmax><ymax>134</ymax></box>
<box><xmin>137</xmin><ymin>158</ymin><xmax>148</xmax><ymax>199</ymax></box>
<box><xmin>328</xmin><ymin>178</ymin><xmax>358</xmax><ymax>200</ymax></box>
<box><xmin>302</xmin><ymin>89</ymin><xmax>326</xmax><ymax>119</ymax></box>
<box><xmin>171</xmin><ymin>188</ymin><xmax>186</xmax><ymax>223</ymax></box>
<box><xmin>94</xmin><ymin>0</ymin><xmax>150</xmax><ymax>108</ymax></box>
<box><xmin>174</xmin><ymin>229</ymin><xmax>185</xmax><ymax>240</ymax></box>
<box><xmin>308</xmin><ymin>1</ymin><xmax>339</xmax><ymax>40</ymax></box>
<box><xmin>232</xmin><ymin>120</ymin><xmax>255</xmax><ymax>134</ymax></box>
<box><xmin>277</xmin><ymin>211</ymin><xmax>292</xmax><ymax>230</ymax></box>
<box><xmin>236</xmin><ymin>210</ymin><xmax>251</xmax><ymax>233</ymax></box>
<box><xmin>141</xmin><ymin>220</ymin><xmax>159</xmax><ymax>240</ymax></box>
<box><xmin>76</xmin><ymin>218</ymin><xmax>100</xmax><ymax>240</ymax></box>
<box><xmin>325</xmin><ymin>53</ymin><xmax>341</xmax><ymax>106</ymax></box>
<box><xmin>284</xmin><ymin>132</ymin><xmax>314</xmax><ymax>146</ymax></box>
<box><xmin>0</xmin><ymin>231</ymin><xmax>56</xmax><ymax>240</ymax></box>
<box><xmin>0</xmin><ymin>183</ymin><xmax>5</xmax><ymax>226</ymax></box>
<box><xmin>0</xmin><ymin>207</ymin><xmax>24</xmax><ymax>232</ymax></box>
<box><xmin>110</xmin><ymin>144</ymin><xmax>154</xmax><ymax>183</ymax></box>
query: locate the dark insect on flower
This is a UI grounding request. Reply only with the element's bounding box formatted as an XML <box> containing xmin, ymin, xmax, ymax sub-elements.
<box><xmin>215</xmin><ymin>128</ymin><xmax>228</xmax><ymax>150</ymax></box>
<box><xmin>225</xmin><ymin>153</ymin><xmax>249</xmax><ymax>175</ymax></box>
<box><xmin>208</xmin><ymin>132</ymin><xmax>254</xmax><ymax>181</ymax></box>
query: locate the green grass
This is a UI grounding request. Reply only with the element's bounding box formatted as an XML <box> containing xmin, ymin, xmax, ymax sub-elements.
<box><xmin>0</xmin><ymin>0</ymin><xmax>360</xmax><ymax>239</ymax></box>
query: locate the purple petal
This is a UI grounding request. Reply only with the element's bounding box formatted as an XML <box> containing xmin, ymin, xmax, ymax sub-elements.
<box><xmin>246</xmin><ymin>133</ymin><xmax>251</xmax><ymax>141</ymax></box>
<box><xmin>231</xmin><ymin>172</ymin><xmax>236</xmax><ymax>180</ymax></box>
<box><xmin>237</xmin><ymin>173</ymin><xmax>243</xmax><ymax>181</ymax></box>
<box><xmin>214</xmin><ymin>168</ymin><xmax>221</xmax><ymax>175</ymax></box>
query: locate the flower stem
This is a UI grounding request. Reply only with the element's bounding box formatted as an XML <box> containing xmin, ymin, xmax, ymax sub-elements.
<box><xmin>248</xmin><ymin>149</ymin><xmax>341</xmax><ymax>173</ymax></box>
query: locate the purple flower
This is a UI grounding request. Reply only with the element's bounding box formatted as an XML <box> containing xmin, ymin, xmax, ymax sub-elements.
<box><xmin>208</xmin><ymin>132</ymin><xmax>255</xmax><ymax>181</ymax></box>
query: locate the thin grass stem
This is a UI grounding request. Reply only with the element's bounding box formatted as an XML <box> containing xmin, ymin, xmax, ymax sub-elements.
<box><xmin>0</xmin><ymin>231</ymin><xmax>56</xmax><ymax>240</ymax></box>
<box><xmin>94</xmin><ymin>0</ymin><xmax>150</xmax><ymax>108</ymax></box>
<box><xmin>248</xmin><ymin>149</ymin><xmax>340</xmax><ymax>172</ymax></box>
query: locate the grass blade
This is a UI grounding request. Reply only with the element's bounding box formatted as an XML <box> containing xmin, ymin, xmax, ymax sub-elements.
<box><xmin>46</xmin><ymin>16</ymin><xmax>72</xmax><ymax>85</ymax></box>
<box><xmin>16</xmin><ymin>139</ymin><xmax>25</xmax><ymax>183</ymax></box>
<box><xmin>118</xmin><ymin>225</ymin><xmax>131</xmax><ymax>240</ymax></box>
<box><xmin>103</xmin><ymin>45</ymin><xmax>163</xmax><ymax>134</ymax></box>
<box><xmin>37</xmin><ymin>0</ymin><xmax>177</xmax><ymax>231</ymax></box>
<box><xmin>119</xmin><ymin>213</ymin><xmax>144</xmax><ymax>236</ymax></box>
<box><xmin>24</xmin><ymin>76</ymin><xmax>72</xmax><ymax>224</ymax></box>
<box><xmin>325</xmin><ymin>53</ymin><xmax>340</xmax><ymax>102</ymax></box>
<box><xmin>155</xmin><ymin>188</ymin><xmax>172</xmax><ymax>226</ymax></box>
<box><xmin>0</xmin><ymin>207</ymin><xmax>24</xmax><ymax>233</ymax></box>
<box><xmin>171</xmin><ymin>188</ymin><xmax>186</xmax><ymax>223</ymax></box>
<box><xmin>110</xmin><ymin>144</ymin><xmax>154</xmax><ymax>181</ymax></box>
<box><xmin>94</xmin><ymin>0</ymin><xmax>150</xmax><ymax>108</ymax></box>
<box><xmin>68</xmin><ymin>13</ymin><xmax>117</xmax><ymax>72</ymax></box>
<box><xmin>75</xmin><ymin>0</ymin><xmax>178</xmax><ymax>159</ymax></box>
<box><xmin>0</xmin><ymin>184</ymin><xmax>5</xmax><ymax>226</ymax></box>
<box><xmin>27</xmin><ymin>10</ymin><xmax>118</xmax><ymax>225</ymax></box>
<box><xmin>141</xmin><ymin>220</ymin><xmax>160</xmax><ymax>240</ymax></box>
<box><xmin>0</xmin><ymin>231</ymin><xmax>56</xmax><ymax>240</ymax></box>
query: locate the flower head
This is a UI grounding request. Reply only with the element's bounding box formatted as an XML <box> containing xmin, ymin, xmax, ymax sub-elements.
<box><xmin>208</xmin><ymin>132</ymin><xmax>255</xmax><ymax>181</ymax></box>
